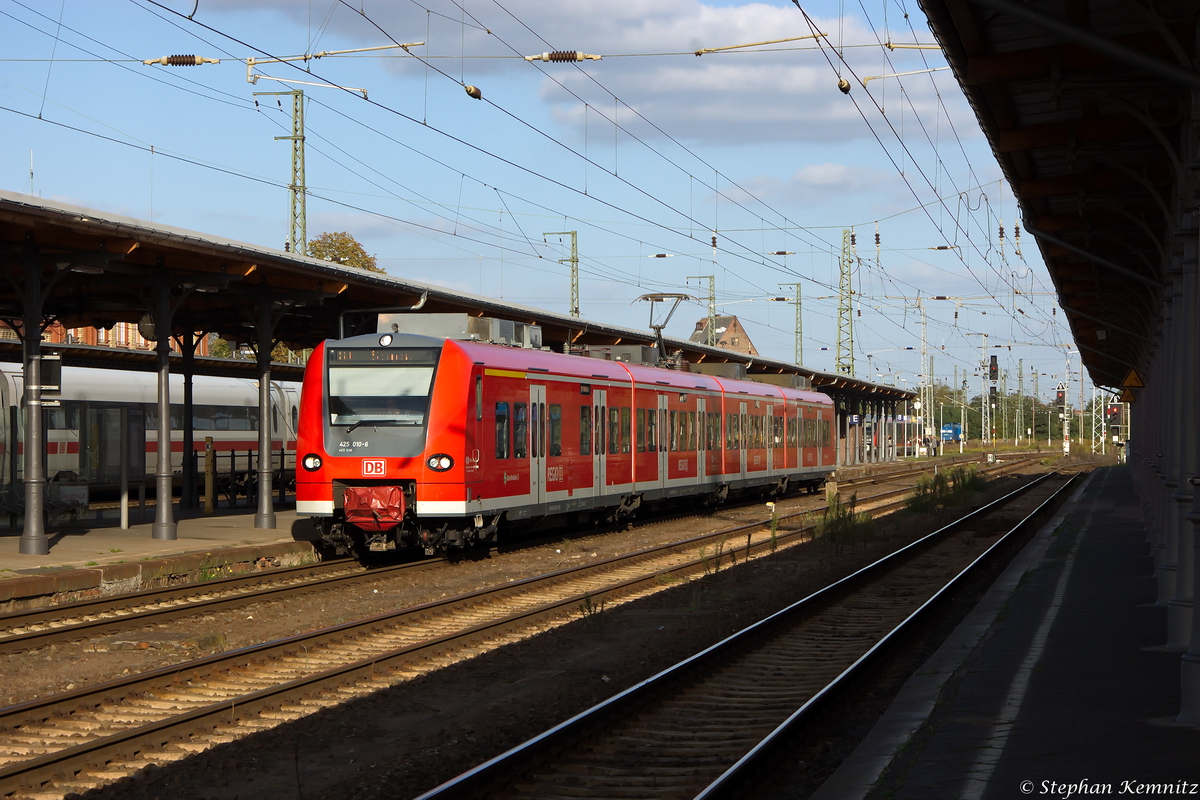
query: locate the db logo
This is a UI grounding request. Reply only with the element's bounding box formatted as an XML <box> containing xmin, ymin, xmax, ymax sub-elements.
<box><xmin>362</xmin><ymin>459</ymin><xmax>387</xmax><ymax>477</ymax></box>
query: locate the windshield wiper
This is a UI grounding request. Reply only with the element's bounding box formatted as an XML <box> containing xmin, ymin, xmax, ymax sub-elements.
<box><xmin>342</xmin><ymin>418</ymin><xmax>417</xmax><ymax>433</ymax></box>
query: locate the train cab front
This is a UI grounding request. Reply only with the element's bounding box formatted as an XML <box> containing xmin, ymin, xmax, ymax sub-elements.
<box><xmin>297</xmin><ymin>334</ymin><xmax>454</xmax><ymax>557</ymax></box>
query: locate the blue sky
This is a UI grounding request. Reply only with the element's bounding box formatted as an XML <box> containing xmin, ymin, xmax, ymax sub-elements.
<box><xmin>0</xmin><ymin>0</ymin><xmax>1086</xmax><ymax>404</ymax></box>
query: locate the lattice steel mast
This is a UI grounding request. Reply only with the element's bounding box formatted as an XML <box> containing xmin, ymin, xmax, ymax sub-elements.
<box><xmin>836</xmin><ymin>229</ymin><xmax>855</xmax><ymax>376</ymax></box>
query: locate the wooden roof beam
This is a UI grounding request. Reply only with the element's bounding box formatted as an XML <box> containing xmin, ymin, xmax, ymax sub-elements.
<box><xmin>964</xmin><ymin>30</ymin><xmax>1184</xmax><ymax>86</ymax></box>
<box><xmin>997</xmin><ymin>114</ymin><xmax>1149</xmax><ymax>152</ymax></box>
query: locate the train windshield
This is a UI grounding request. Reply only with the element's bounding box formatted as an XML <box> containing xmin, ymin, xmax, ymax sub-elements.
<box><xmin>326</xmin><ymin>347</ymin><xmax>440</xmax><ymax>428</ymax></box>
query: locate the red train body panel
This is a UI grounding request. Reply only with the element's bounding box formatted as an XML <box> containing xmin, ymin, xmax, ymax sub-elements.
<box><xmin>296</xmin><ymin>332</ymin><xmax>835</xmax><ymax>555</ymax></box>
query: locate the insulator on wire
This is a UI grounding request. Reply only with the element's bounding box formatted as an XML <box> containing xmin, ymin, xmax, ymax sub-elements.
<box><xmin>711</xmin><ymin>234</ymin><xmax>717</xmax><ymax>248</ymax></box>
<box><xmin>998</xmin><ymin>224</ymin><xmax>1005</xmax><ymax>241</ymax></box>
<box><xmin>524</xmin><ymin>50</ymin><xmax>602</xmax><ymax>62</ymax></box>
<box><xmin>874</xmin><ymin>232</ymin><xmax>880</xmax><ymax>245</ymax></box>
<box><xmin>143</xmin><ymin>54</ymin><xmax>219</xmax><ymax>66</ymax></box>
<box><xmin>850</xmin><ymin>232</ymin><xmax>856</xmax><ymax>246</ymax></box>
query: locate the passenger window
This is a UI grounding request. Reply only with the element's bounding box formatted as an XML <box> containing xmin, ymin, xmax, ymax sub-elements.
<box><xmin>646</xmin><ymin>407</ymin><xmax>657</xmax><ymax>452</ymax></box>
<box><xmin>636</xmin><ymin>408</ymin><xmax>646</xmax><ymax>453</ymax></box>
<box><xmin>608</xmin><ymin>408</ymin><xmax>620</xmax><ymax>456</ymax></box>
<box><xmin>476</xmin><ymin>377</ymin><xmax>483</xmax><ymax>421</ymax></box>
<box><xmin>514</xmin><ymin>403</ymin><xmax>528</xmax><ymax>458</ymax></box>
<box><xmin>549</xmin><ymin>404</ymin><xmax>562</xmax><ymax>457</ymax></box>
<box><xmin>620</xmin><ymin>407</ymin><xmax>631</xmax><ymax>453</ymax></box>
<box><xmin>580</xmin><ymin>406</ymin><xmax>591</xmax><ymax>456</ymax></box>
<box><xmin>495</xmin><ymin>402</ymin><xmax>510</xmax><ymax>459</ymax></box>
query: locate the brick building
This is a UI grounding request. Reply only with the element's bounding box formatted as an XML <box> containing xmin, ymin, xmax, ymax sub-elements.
<box><xmin>689</xmin><ymin>315</ymin><xmax>759</xmax><ymax>356</ymax></box>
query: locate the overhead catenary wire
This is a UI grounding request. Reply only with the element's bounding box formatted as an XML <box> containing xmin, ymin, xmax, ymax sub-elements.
<box><xmin>6</xmin><ymin>0</ymin><xmax>1073</xmax><ymax>377</ymax></box>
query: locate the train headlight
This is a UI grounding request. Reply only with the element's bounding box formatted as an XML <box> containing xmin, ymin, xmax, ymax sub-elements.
<box><xmin>427</xmin><ymin>454</ymin><xmax>453</xmax><ymax>471</ymax></box>
<box><xmin>379</xmin><ymin>334</ymin><xmax>393</xmax><ymax>347</ymax></box>
<box><xmin>302</xmin><ymin>453</ymin><xmax>323</xmax><ymax>471</ymax></box>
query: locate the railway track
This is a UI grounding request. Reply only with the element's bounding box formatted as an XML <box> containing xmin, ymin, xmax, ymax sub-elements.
<box><xmin>0</xmin><ymin>452</ymin><xmax>1039</xmax><ymax>656</ymax></box>
<box><xmin>0</xmin><ymin>455</ymin><xmax>1043</xmax><ymax>799</ymax></box>
<box><xmin>415</xmin><ymin>470</ymin><xmax>1077</xmax><ymax>800</ymax></box>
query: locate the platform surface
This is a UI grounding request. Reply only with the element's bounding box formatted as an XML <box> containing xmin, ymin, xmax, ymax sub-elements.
<box><xmin>0</xmin><ymin>503</ymin><xmax>312</xmax><ymax>576</ymax></box>
<box><xmin>816</xmin><ymin>464</ymin><xmax>1200</xmax><ymax>799</ymax></box>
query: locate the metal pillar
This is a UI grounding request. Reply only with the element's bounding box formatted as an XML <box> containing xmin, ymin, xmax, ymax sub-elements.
<box><xmin>151</xmin><ymin>282</ymin><xmax>176</xmax><ymax>540</ymax></box>
<box><xmin>255</xmin><ymin>301</ymin><xmax>277</xmax><ymax>529</ymax></box>
<box><xmin>1157</xmin><ymin>289</ymin><xmax>1178</xmax><ymax>605</ymax></box>
<box><xmin>545</xmin><ymin>231</ymin><xmax>579</xmax><ymax>318</ymax></box>
<box><xmin>1168</xmin><ymin>231</ymin><xmax>1197</xmax><ymax>649</ymax></box>
<box><xmin>687</xmin><ymin>275</ymin><xmax>717</xmax><ymax>346</ymax></box>
<box><xmin>1182</xmin><ymin>216</ymin><xmax>1200</xmax><ymax>722</ymax></box>
<box><xmin>18</xmin><ymin>258</ymin><xmax>47</xmax><ymax>553</ymax></box>
<box><xmin>836</xmin><ymin>230</ymin><xmax>855</xmax><ymax>376</ymax></box>
<box><xmin>779</xmin><ymin>282</ymin><xmax>804</xmax><ymax>365</ymax></box>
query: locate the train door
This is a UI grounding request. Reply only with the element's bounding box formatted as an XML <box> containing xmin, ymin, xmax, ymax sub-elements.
<box><xmin>657</xmin><ymin>393</ymin><xmax>669</xmax><ymax>488</ymax></box>
<box><xmin>592</xmin><ymin>389</ymin><xmax>607</xmax><ymax>495</ymax></box>
<box><xmin>696</xmin><ymin>397</ymin><xmax>706</xmax><ymax>484</ymax></box>
<box><xmin>739</xmin><ymin>401</ymin><xmax>748</xmax><ymax>479</ymax></box>
<box><xmin>530</xmin><ymin>385</ymin><xmax>546</xmax><ymax>507</ymax></box>
<box><xmin>465</xmin><ymin>374</ymin><xmax>483</xmax><ymax>486</ymax></box>
<box><xmin>765</xmin><ymin>404</ymin><xmax>775</xmax><ymax>476</ymax></box>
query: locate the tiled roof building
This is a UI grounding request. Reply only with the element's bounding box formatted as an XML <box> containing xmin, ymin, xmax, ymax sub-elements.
<box><xmin>689</xmin><ymin>315</ymin><xmax>758</xmax><ymax>356</ymax></box>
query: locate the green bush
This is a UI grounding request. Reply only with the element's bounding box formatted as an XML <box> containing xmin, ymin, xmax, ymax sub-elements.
<box><xmin>906</xmin><ymin>466</ymin><xmax>986</xmax><ymax>512</ymax></box>
<box><xmin>815</xmin><ymin>492</ymin><xmax>874</xmax><ymax>553</ymax></box>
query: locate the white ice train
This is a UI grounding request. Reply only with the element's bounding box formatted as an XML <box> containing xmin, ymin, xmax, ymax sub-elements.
<box><xmin>0</xmin><ymin>363</ymin><xmax>300</xmax><ymax>491</ymax></box>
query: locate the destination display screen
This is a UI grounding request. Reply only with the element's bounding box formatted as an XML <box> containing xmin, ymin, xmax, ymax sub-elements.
<box><xmin>328</xmin><ymin>348</ymin><xmax>439</xmax><ymax>365</ymax></box>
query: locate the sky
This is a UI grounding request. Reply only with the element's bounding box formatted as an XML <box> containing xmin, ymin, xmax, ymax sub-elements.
<box><xmin>0</xmin><ymin>0</ymin><xmax>1089</xmax><ymax>406</ymax></box>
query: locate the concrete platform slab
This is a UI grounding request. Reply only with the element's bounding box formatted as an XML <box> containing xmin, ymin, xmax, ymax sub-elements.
<box><xmin>0</xmin><ymin>505</ymin><xmax>320</xmax><ymax>610</ymax></box>
<box><xmin>816</xmin><ymin>465</ymin><xmax>1200</xmax><ymax>800</ymax></box>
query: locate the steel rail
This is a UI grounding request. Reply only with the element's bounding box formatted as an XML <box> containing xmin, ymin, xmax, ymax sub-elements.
<box><xmin>412</xmin><ymin>470</ymin><xmax>1068</xmax><ymax>800</ymax></box>
<box><xmin>0</xmin><ymin>456</ymin><xmax>1047</xmax><ymax>797</ymax></box>
<box><xmin>0</xmin><ymin>558</ymin><xmax>425</xmax><ymax>655</ymax></box>
<box><xmin>0</xmin><ymin>454</ymin><xmax>1038</xmax><ymax>655</ymax></box>
<box><xmin>696</xmin><ymin>471</ymin><xmax>1080</xmax><ymax>799</ymax></box>
<box><xmin>0</xmin><ymin>502</ymin><xmax>846</xmax><ymax>796</ymax></box>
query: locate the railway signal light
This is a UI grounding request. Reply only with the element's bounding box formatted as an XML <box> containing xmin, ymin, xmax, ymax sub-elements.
<box><xmin>988</xmin><ymin>355</ymin><xmax>998</xmax><ymax>381</ymax></box>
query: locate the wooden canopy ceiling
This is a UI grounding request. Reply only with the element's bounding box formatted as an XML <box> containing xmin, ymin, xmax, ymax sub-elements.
<box><xmin>0</xmin><ymin>191</ymin><xmax>911</xmax><ymax>402</ymax></box>
<box><xmin>917</xmin><ymin>0</ymin><xmax>1196</xmax><ymax>388</ymax></box>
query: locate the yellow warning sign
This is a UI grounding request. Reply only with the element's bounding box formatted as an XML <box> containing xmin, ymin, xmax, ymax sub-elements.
<box><xmin>1119</xmin><ymin>389</ymin><xmax>1136</xmax><ymax>403</ymax></box>
<box><xmin>1120</xmin><ymin>368</ymin><xmax>1144</xmax><ymax>389</ymax></box>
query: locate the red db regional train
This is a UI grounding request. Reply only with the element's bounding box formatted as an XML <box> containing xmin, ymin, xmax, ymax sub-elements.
<box><xmin>296</xmin><ymin>328</ymin><xmax>835</xmax><ymax>556</ymax></box>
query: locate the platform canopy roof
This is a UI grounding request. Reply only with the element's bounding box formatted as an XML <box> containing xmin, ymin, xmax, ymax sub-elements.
<box><xmin>917</xmin><ymin>0</ymin><xmax>1195</xmax><ymax>389</ymax></box>
<box><xmin>0</xmin><ymin>191</ymin><xmax>911</xmax><ymax>402</ymax></box>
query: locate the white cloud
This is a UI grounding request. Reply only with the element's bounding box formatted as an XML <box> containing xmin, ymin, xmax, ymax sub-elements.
<box><xmin>196</xmin><ymin>0</ymin><xmax>962</xmax><ymax>145</ymax></box>
<box><xmin>731</xmin><ymin>162</ymin><xmax>905</xmax><ymax>206</ymax></box>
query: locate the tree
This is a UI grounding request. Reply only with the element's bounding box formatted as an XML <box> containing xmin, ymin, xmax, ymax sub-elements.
<box><xmin>307</xmin><ymin>231</ymin><xmax>384</xmax><ymax>273</ymax></box>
